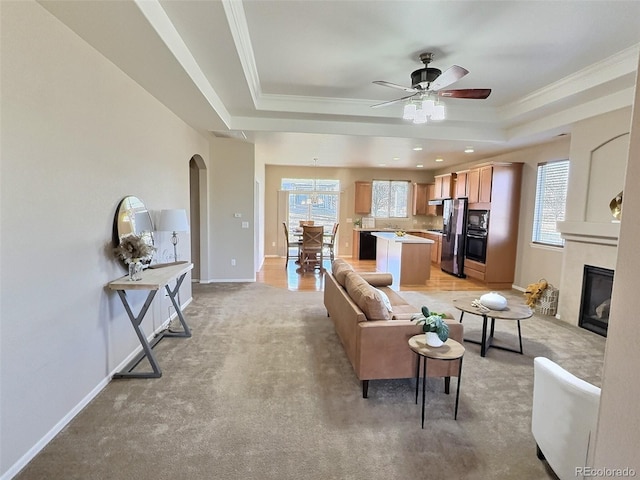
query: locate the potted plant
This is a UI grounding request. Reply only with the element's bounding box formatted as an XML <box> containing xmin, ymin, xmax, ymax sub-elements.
<box><xmin>411</xmin><ymin>306</ymin><xmax>449</xmax><ymax>347</ymax></box>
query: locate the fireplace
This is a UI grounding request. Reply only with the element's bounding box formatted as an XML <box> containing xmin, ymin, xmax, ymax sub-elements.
<box><xmin>578</xmin><ymin>265</ymin><xmax>614</xmax><ymax>337</ymax></box>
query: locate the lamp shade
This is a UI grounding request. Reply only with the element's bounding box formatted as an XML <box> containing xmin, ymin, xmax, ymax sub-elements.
<box><xmin>133</xmin><ymin>211</ymin><xmax>154</xmax><ymax>233</ymax></box>
<box><xmin>158</xmin><ymin>209</ymin><xmax>189</xmax><ymax>232</ymax></box>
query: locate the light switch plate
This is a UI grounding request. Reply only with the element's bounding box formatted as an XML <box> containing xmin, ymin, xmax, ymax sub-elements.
<box><xmin>241</xmin><ymin>221</ymin><xmax>249</xmax><ymax>228</ymax></box>
<box><xmin>234</xmin><ymin>213</ymin><xmax>242</xmax><ymax>218</ymax></box>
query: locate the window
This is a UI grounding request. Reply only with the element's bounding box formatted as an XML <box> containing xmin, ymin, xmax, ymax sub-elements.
<box><xmin>281</xmin><ymin>178</ymin><xmax>340</xmax><ymax>232</ymax></box>
<box><xmin>532</xmin><ymin>160</ymin><xmax>570</xmax><ymax>247</ymax></box>
<box><xmin>371</xmin><ymin>180</ymin><xmax>409</xmax><ymax>218</ymax></box>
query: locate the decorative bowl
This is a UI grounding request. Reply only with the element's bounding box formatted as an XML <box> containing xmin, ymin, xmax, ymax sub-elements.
<box><xmin>395</xmin><ymin>231</ymin><xmax>406</xmax><ymax>237</ymax></box>
<box><xmin>480</xmin><ymin>292</ymin><xmax>508</xmax><ymax>310</ymax></box>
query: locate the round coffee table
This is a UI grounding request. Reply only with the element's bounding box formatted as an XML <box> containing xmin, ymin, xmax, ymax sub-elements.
<box><xmin>453</xmin><ymin>296</ymin><xmax>533</xmax><ymax>357</ymax></box>
<box><xmin>408</xmin><ymin>335</ymin><xmax>465</xmax><ymax>428</ymax></box>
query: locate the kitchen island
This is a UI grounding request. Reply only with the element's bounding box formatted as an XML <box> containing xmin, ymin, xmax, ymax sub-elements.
<box><xmin>372</xmin><ymin>232</ymin><xmax>434</xmax><ymax>289</ymax></box>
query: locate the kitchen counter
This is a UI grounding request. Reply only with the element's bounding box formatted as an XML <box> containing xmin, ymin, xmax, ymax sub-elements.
<box><xmin>373</xmin><ymin>232</ymin><xmax>433</xmax><ymax>289</ymax></box>
<box><xmin>354</xmin><ymin>227</ymin><xmax>443</xmax><ymax>235</ymax></box>
<box><xmin>371</xmin><ymin>232</ymin><xmax>435</xmax><ymax>244</ymax></box>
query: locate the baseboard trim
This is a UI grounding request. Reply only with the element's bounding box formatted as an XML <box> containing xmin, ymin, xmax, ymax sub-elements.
<box><xmin>198</xmin><ymin>278</ymin><xmax>256</xmax><ymax>283</ymax></box>
<box><xmin>1</xmin><ymin>297</ymin><xmax>193</xmax><ymax>480</ymax></box>
<box><xmin>512</xmin><ymin>284</ymin><xmax>526</xmax><ymax>292</ymax></box>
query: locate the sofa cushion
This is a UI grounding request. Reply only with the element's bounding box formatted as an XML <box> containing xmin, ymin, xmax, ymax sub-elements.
<box><xmin>332</xmin><ymin>259</ymin><xmax>353</xmax><ymax>287</ymax></box>
<box><xmin>391</xmin><ymin>304</ymin><xmax>421</xmax><ymax>319</ymax></box>
<box><xmin>344</xmin><ymin>271</ymin><xmax>391</xmax><ymax>321</ymax></box>
<box><xmin>374</xmin><ymin>288</ymin><xmax>393</xmax><ymax>313</ymax></box>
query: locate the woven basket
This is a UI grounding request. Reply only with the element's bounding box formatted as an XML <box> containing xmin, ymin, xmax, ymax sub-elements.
<box><xmin>535</xmin><ymin>283</ymin><xmax>559</xmax><ymax>316</ymax></box>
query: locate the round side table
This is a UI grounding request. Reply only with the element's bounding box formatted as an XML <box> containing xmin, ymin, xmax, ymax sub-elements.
<box><xmin>408</xmin><ymin>335</ymin><xmax>465</xmax><ymax>428</ymax></box>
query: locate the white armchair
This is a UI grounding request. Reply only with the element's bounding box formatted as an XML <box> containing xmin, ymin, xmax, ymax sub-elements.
<box><xmin>531</xmin><ymin>357</ymin><xmax>601</xmax><ymax>480</ymax></box>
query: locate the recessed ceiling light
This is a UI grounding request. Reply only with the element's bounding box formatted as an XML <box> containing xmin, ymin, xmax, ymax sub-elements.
<box><xmin>464</xmin><ymin>146</ymin><xmax>474</xmax><ymax>153</ymax></box>
<box><xmin>435</xmin><ymin>158</ymin><xmax>444</xmax><ymax>163</ymax></box>
<box><xmin>416</xmin><ymin>164</ymin><xmax>424</xmax><ymax>168</ymax></box>
<box><xmin>393</xmin><ymin>157</ymin><xmax>400</xmax><ymax>161</ymax></box>
<box><xmin>379</xmin><ymin>163</ymin><xmax>387</xmax><ymax>167</ymax></box>
<box><xmin>413</xmin><ymin>146</ymin><xmax>423</xmax><ymax>151</ymax></box>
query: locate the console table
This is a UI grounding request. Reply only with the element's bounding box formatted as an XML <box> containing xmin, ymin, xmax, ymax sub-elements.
<box><xmin>108</xmin><ymin>262</ymin><xmax>193</xmax><ymax>379</ymax></box>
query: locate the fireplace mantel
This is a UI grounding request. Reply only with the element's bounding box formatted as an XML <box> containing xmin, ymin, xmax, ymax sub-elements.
<box><xmin>557</xmin><ymin>221</ymin><xmax>620</xmax><ymax>246</ymax></box>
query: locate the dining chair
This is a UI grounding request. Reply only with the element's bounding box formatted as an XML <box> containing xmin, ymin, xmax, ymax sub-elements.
<box><xmin>323</xmin><ymin>223</ymin><xmax>339</xmax><ymax>261</ymax></box>
<box><xmin>283</xmin><ymin>222</ymin><xmax>301</xmax><ymax>269</ymax></box>
<box><xmin>298</xmin><ymin>225</ymin><xmax>324</xmax><ymax>273</ymax></box>
<box><xmin>299</xmin><ymin>220</ymin><xmax>315</xmax><ymax>226</ymax></box>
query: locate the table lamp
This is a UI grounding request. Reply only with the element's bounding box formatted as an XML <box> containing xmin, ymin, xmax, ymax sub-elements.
<box><xmin>158</xmin><ymin>209</ymin><xmax>189</xmax><ymax>262</ymax></box>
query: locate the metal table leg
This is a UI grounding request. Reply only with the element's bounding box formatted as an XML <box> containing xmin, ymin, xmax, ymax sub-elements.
<box><xmin>421</xmin><ymin>356</ymin><xmax>427</xmax><ymax>428</ymax></box>
<box><xmin>112</xmin><ymin>273</ymin><xmax>192</xmax><ymax>379</ymax></box>
<box><xmin>113</xmin><ymin>290</ymin><xmax>162</xmax><ymax>378</ymax></box>
<box><xmin>163</xmin><ymin>273</ymin><xmax>192</xmax><ymax>338</ymax></box>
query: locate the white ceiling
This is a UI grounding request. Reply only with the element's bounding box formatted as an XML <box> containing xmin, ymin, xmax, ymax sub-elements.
<box><xmin>41</xmin><ymin>0</ymin><xmax>640</xmax><ymax>170</ymax></box>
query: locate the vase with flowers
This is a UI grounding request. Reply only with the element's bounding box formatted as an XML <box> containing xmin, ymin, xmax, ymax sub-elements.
<box><xmin>114</xmin><ymin>234</ymin><xmax>155</xmax><ymax>281</ymax></box>
<box><xmin>411</xmin><ymin>306</ymin><xmax>450</xmax><ymax>347</ymax></box>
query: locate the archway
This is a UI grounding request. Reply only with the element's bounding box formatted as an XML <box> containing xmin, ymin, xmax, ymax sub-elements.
<box><xmin>189</xmin><ymin>155</ymin><xmax>207</xmax><ymax>282</ymax></box>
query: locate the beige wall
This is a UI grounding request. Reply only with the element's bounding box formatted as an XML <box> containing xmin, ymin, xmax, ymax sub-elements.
<box><xmin>592</xmin><ymin>57</ymin><xmax>640</xmax><ymax>472</ymax></box>
<box><xmin>263</xmin><ymin>165</ymin><xmax>436</xmax><ymax>258</ymax></box>
<box><xmin>208</xmin><ymin>137</ymin><xmax>256</xmax><ymax>281</ymax></box>
<box><xmin>0</xmin><ymin>2</ymin><xmax>208</xmax><ymax>476</ymax></box>
<box><xmin>557</xmin><ymin>107</ymin><xmax>631</xmax><ymax>325</ymax></box>
<box><xmin>566</xmin><ymin>107</ymin><xmax>632</xmax><ymax>222</ymax></box>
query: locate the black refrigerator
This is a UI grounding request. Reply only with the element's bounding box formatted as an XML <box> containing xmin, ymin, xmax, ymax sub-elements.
<box><xmin>441</xmin><ymin>198</ymin><xmax>468</xmax><ymax>278</ymax></box>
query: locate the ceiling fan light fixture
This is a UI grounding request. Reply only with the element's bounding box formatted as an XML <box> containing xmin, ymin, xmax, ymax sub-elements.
<box><xmin>421</xmin><ymin>98</ymin><xmax>435</xmax><ymax>115</ymax></box>
<box><xmin>413</xmin><ymin>109</ymin><xmax>428</xmax><ymax>124</ymax></box>
<box><xmin>431</xmin><ymin>103</ymin><xmax>446</xmax><ymax>121</ymax></box>
<box><xmin>403</xmin><ymin>103</ymin><xmax>417</xmax><ymax>120</ymax></box>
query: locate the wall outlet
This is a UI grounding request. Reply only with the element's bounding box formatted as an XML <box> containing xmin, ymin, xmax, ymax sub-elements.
<box><xmin>346</xmin><ymin>217</ymin><xmax>352</xmax><ymax>223</ymax></box>
<box><xmin>272</xmin><ymin>242</ymin><xmax>276</xmax><ymax>247</ymax></box>
<box><xmin>231</xmin><ymin>259</ymin><xmax>236</xmax><ymax>266</ymax></box>
<box><xmin>345</xmin><ymin>242</ymin><xmax>349</xmax><ymax>247</ymax></box>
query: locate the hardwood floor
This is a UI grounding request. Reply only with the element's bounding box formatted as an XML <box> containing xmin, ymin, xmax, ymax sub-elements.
<box><xmin>256</xmin><ymin>256</ymin><xmax>489</xmax><ymax>292</ymax></box>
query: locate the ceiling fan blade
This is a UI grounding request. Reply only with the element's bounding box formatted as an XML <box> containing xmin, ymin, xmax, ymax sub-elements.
<box><xmin>373</xmin><ymin>80</ymin><xmax>420</xmax><ymax>94</ymax></box>
<box><xmin>370</xmin><ymin>93</ymin><xmax>419</xmax><ymax>108</ymax></box>
<box><xmin>429</xmin><ymin>65</ymin><xmax>469</xmax><ymax>91</ymax></box>
<box><xmin>438</xmin><ymin>88</ymin><xmax>492</xmax><ymax>99</ymax></box>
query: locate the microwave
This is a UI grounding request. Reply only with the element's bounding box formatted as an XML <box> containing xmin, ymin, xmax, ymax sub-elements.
<box><xmin>468</xmin><ymin>210</ymin><xmax>489</xmax><ymax>231</ymax></box>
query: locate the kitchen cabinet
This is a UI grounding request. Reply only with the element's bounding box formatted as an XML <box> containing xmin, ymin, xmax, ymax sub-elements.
<box><xmin>412</xmin><ymin>183</ymin><xmax>428</xmax><ymax>215</ymax></box>
<box><xmin>433</xmin><ymin>173</ymin><xmax>455</xmax><ymax>199</ymax></box>
<box><xmin>455</xmin><ymin>170</ymin><xmax>468</xmax><ymax>198</ymax></box>
<box><xmin>468</xmin><ymin>162</ymin><xmax>523</xmax><ymax>289</ymax></box>
<box><xmin>423</xmin><ymin>233</ymin><xmax>442</xmax><ymax>264</ymax></box>
<box><xmin>426</xmin><ymin>184</ymin><xmax>437</xmax><ymax>215</ymax></box>
<box><xmin>467</xmin><ymin>165</ymin><xmax>493</xmax><ymax>205</ymax></box>
<box><xmin>354</xmin><ymin>181</ymin><xmax>372</xmax><ymax>214</ymax></box>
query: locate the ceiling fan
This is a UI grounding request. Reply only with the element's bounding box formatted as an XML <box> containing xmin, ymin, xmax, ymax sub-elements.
<box><xmin>371</xmin><ymin>52</ymin><xmax>491</xmax><ymax>109</ymax></box>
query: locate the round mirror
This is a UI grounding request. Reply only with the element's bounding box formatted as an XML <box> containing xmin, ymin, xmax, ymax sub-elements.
<box><xmin>112</xmin><ymin>196</ymin><xmax>155</xmax><ymax>263</ymax></box>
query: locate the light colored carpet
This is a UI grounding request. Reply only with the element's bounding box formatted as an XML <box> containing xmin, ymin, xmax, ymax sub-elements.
<box><xmin>16</xmin><ymin>283</ymin><xmax>605</xmax><ymax>479</ymax></box>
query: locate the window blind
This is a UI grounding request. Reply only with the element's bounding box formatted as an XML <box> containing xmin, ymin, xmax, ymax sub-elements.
<box><xmin>532</xmin><ymin>160</ymin><xmax>570</xmax><ymax>247</ymax></box>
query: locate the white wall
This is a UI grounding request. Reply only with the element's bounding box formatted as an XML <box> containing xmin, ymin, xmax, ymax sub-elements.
<box><xmin>592</xmin><ymin>55</ymin><xmax>640</xmax><ymax>472</ymax></box>
<box><xmin>0</xmin><ymin>2</ymin><xmax>208</xmax><ymax>477</ymax></box>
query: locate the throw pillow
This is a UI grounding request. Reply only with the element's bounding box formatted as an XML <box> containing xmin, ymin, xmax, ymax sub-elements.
<box><xmin>344</xmin><ymin>271</ymin><xmax>391</xmax><ymax>321</ymax></box>
<box><xmin>374</xmin><ymin>287</ymin><xmax>393</xmax><ymax>313</ymax></box>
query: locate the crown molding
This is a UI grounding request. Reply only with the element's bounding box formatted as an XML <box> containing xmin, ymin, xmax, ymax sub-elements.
<box><xmin>134</xmin><ymin>0</ymin><xmax>231</xmax><ymax>126</ymax></box>
<box><xmin>499</xmin><ymin>44</ymin><xmax>640</xmax><ymax>122</ymax></box>
<box><xmin>222</xmin><ymin>0</ymin><xmax>261</xmax><ymax>106</ymax></box>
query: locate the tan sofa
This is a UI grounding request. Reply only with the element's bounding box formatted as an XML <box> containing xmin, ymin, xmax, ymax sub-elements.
<box><xmin>324</xmin><ymin>259</ymin><xmax>463</xmax><ymax>398</ymax></box>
